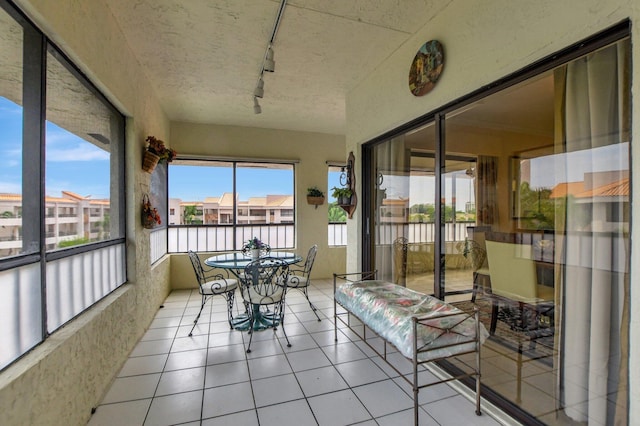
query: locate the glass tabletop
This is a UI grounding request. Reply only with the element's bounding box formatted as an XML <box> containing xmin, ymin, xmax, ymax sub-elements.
<box><xmin>204</xmin><ymin>251</ymin><xmax>302</xmax><ymax>269</ymax></box>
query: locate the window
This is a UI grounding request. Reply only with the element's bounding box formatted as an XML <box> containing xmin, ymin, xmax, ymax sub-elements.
<box><xmin>328</xmin><ymin>165</ymin><xmax>347</xmax><ymax>246</ymax></box>
<box><xmin>168</xmin><ymin>160</ymin><xmax>295</xmax><ymax>252</ymax></box>
<box><xmin>45</xmin><ymin>48</ymin><xmax>122</xmax><ymax>250</ymax></box>
<box><xmin>148</xmin><ymin>162</ymin><xmax>168</xmax><ymax>264</ymax></box>
<box><xmin>0</xmin><ymin>7</ymin><xmax>24</xmax><ymax>260</ymax></box>
<box><xmin>0</xmin><ymin>3</ymin><xmax>126</xmax><ymax>371</ymax></box>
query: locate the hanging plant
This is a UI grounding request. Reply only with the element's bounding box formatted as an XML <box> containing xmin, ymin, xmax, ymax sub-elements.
<box><xmin>142</xmin><ymin>136</ymin><xmax>177</xmax><ymax>173</ymax></box>
<box><xmin>306</xmin><ymin>186</ymin><xmax>325</xmax><ymax>206</ymax></box>
<box><xmin>141</xmin><ymin>193</ymin><xmax>161</xmax><ymax>229</ymax></box>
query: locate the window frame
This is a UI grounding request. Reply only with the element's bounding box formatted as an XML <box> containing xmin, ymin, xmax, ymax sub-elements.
<box><xmin>168</xmin><ymin>158</ymin><xmax>296</xmax><ymax>252</ymax></box>
<box><xmin>0</xmin><ymin>0</ymin><xmax>126</xmax><ymax>371</ymax></box>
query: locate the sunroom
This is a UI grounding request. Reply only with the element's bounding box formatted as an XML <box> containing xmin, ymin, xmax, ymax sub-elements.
<box><xmin>0</xmin><ymin>1</ymin><xmax>638</xmax><ymax>425</ymax></box>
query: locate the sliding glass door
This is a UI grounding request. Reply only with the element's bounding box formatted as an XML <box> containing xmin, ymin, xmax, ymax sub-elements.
<box><xmin>364</xmin><ymin>34</ymin><xmax>630</xmax><ymax>425</ymax></box>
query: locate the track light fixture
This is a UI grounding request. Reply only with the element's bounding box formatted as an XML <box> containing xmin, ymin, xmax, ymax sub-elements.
<box><xmin>264</xmin><ymin>46</ymin><xmax>275</xmax><ymax>72</ymax></box>
<box><xmin>254</xmin><ymin>76</ymin><xmax>264</xmax><ymax>98</ymax></box>
<box><xmin>251</xmin><ymin>0</ymin><xmax>286</xmax><ymax>114</ymax></box>
<box><xmin>253</xmin><ymin>96</ymin><xmax>262</xmax><ymax>114</ymax></box>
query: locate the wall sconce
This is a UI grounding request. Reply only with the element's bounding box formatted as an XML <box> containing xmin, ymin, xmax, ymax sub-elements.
<box><xmin>340</xmin><ymin>151</ymin><xmax>355</xmax><ymax>188</ymax></box>
<box><xmin>339</xmin><ymin>164</ymin><xmax>351</xmax><ymax>187</ymax></box>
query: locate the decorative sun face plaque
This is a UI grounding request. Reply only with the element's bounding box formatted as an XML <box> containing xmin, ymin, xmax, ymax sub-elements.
<box><xmin>409</xmin><ymin>40</ymin><xmax>444</xmax><ymax>96</ymax></box>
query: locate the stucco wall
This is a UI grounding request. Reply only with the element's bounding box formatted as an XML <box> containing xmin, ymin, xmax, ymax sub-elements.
<box><xmin>170</xmin><ymin>122</ymin><xmax>347</xmax><ymax>286</ymax></box>
<box><xmin>0</xmin><ymin>1</ymin><xmax>172</xmax><ymax>425</ymax></box>
<box><xmin>345</xmin><ymin>0</ymin><xmax>639</xmax><ymax>421</ymax></box>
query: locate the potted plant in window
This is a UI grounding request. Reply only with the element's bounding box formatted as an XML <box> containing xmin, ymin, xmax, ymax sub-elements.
<box><xmin>331</xmin><ymin>186</ymin><xmax>353</xmax><ymax>205</ymax></box>
<box><xmin>306</xmin><ymin>186</ymin><xmax>325</xmax><ymax>207</ymax></box>
<box><xmin>142</xmin><ymin>136</ymin><xmax>177</xmax><ymax>173</ymax></box>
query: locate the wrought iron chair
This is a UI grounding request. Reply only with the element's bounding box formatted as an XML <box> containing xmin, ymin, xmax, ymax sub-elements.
<box><xmin>240</xmin><ymin>257</ymin><xmax>291</xmax><ymax>353</ymax></box>
<box><xmin>187</xmin><ymin>250</ymin><xmax>238</xmax><ymax>336</ymax></box>
<box><xmin>393</xmin><ymin>237</ymin><xmax>408</xmax><ymax>284</ymax></box>
<box><xmin>286</xmin><ymin>245</ymin><xmax>321</xmax><ymax>321</ymax></box>
<box><xmin>455</xmin><ymin>239</ymin><xmax>488</xmax><ymax>302</ymax></box>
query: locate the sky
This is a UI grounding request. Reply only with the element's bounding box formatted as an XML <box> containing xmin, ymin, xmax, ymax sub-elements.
<box><xmin>529</xmin><ymin>142</ymin><xmax>629</xmax><ymax>189</ymax></box>
<box><xmin>0</xmin><ymin>97</ymin><xmax>111</xmax><ymax>199</ymax></box>
<box><xmin>168</xmin><ymin>165</ymin><xmax>343</xmax><ymax>201</ymax></box>
<box><xmin>169</xmin><ymin>164</ymin><xmax>297</xmax><ymax>201</ymax></box>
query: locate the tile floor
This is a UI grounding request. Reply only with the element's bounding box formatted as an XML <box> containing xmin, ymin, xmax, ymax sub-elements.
<box><xmin>88</xmin><ymin>279</ymin><xmax>507</xmax><ymax>426</ymax></box>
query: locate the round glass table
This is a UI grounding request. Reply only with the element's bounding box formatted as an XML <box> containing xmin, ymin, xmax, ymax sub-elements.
<box><xmin>204</xmin><ymin>251</ymin><xmax>302</xmax><ymax>331</ymax></box>
<box><xmin>204</xmin><ymin>251</ymin><xmax>301</xmax><ymax>272</ymax></box>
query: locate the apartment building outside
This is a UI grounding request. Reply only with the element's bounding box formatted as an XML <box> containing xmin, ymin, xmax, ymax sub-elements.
<box><xmin>168</xmin><ymin>192</ymin><xmax>294</xmax><ymax>225</ymax></box>
<box><xmin>0</xmin><ymin>191</ymin><xmax>110</xmax><ymax>257</ymax></box>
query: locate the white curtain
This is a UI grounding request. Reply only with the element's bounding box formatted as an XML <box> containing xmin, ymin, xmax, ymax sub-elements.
<box><xmin>556</xmin><ymin>39</ymin><xmax>629</xmax><ymax>425</ymax></box>
<box><xmin>374</xmin><ymin>136</ymin><xmax>411</xmax><ymax>284</ymax></box>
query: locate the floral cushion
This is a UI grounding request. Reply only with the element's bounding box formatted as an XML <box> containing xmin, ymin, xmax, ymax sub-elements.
<box><xmin>335</xmin><ymin>280</ymin><xmax>488</xmax><ymax>362</ymax></box>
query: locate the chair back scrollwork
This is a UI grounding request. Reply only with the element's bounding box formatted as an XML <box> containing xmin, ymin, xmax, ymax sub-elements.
<box><xmin>188</xmin><ymin>250</ymin><xmax>207</xmax><ymax>287</ymax></box>
<box><xmin>287</xmin><ymin>245</ymin><xmax>321</xmax><ymax>321</ymax></box>
<box><xmin>241</xmin><ymin>257</ymin><xmax>290</xmax><ymax>304</ymax></box>
<box><xmin>240</xmin><ymin>257</ymin><xmax>292</xmax><ymax>352</ymax></box>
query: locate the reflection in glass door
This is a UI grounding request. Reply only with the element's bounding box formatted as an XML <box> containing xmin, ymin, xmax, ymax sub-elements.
<box><xmin>365</xmin><ymin>35</ymin><xmax>630</xmax><ymax>425</ymax></box>
<box><xmin>441</xmin><ymin>157</ymin><xmax>478</xmax><ymax>302</ymax></box>
<box><xmin>370</xmin><ymin>124</ymin><xmax>437</xmax><ymax>294</ymax></box>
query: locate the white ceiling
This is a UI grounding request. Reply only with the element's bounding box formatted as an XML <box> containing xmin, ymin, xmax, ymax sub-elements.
<box><xmin>106</xmin><ymin>0</ymin><xmax>450</xmax><ymax>135</ymax></box>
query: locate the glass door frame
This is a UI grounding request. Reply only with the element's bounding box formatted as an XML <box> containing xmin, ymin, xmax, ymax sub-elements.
<box><xmin>360</xmin><ymin>20</ymin><xmax>631</xmax><ymax>426</ymax></box>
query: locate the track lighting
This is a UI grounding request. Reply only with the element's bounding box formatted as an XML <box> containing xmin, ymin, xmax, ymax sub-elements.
<box><xmin>251</xmin><ymin>0</ymin><xmax>286</xmax><ymax>114</ymax></box>
<box><xmin>253</xmin><ymin>76</ymin><xmax>264</xmax><ymax>98</ymax></box>
<box><xmin>253</xmin><ymin>97</ymin><xmax>262</xmax><ymax>114</ymax></box>
<box><xmin>264</xmin><ymin>46</ymin><xmax>275</xmax><ymax>72</ymax></box>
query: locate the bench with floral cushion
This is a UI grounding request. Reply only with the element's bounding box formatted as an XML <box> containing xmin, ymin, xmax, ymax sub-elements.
<box><xmin>333</xmin><ymin>272</ymin><xmax>487</xmax><ymax>425</ymax></box>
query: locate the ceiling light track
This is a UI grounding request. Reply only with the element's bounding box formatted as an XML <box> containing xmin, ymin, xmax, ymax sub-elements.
<box><xmin>253</xmin><ymin>0</ymin><xmax>287</xmax><ymax>114</ymax></box>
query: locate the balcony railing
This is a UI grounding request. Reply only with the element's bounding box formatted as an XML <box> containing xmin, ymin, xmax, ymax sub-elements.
<box><xmin>168</xmin><ymin>224</ymin><xmax>295</xmax><ymax>253</ymax></box>
<box><xmin>376</xmin><ymin>221</ymin><xmax>472</xmax><ymax>245</ymax></box>
<box><xmin>166</xmin><ymin>222</ymin><xmax>472</xmax><ymax>252</ymax></box>
<box><xmin>328</xmin><ymin>223</ymin><xmax>347</xmax><ymax>246</ymax></box>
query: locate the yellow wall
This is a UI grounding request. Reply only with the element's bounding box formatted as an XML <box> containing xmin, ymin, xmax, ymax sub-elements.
<box><xmin>345</xmin><ymin>0</ymin><xmax>640</xmax><ymax>421</ymax></box>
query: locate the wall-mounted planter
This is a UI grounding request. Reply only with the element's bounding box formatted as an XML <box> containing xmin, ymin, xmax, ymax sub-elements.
<box><xmin>307</xmin><ymin>196</ymin><xmax>325</xmax><ymax>208</ymax></box>
<box><xmin>142</xmin><ymin>151</ymin><xmax>160</xmax><ymax>173</ymax></box>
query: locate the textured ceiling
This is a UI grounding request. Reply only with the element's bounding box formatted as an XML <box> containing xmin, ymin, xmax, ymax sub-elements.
<box><xmin>107</xmin><ymin>0</ymin><xmax>450</xmax><ymax>134</ymax></box>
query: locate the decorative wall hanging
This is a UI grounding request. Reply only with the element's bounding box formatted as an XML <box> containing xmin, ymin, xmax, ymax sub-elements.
<box><xmin>336</xmin><ymin>151</ymin><xmax>357</xmax><ymax>219</ymax></box>
<box><xmin>408</xmin><ymin>40</ymin><xmax>444</xmax><ymax>97</ymax></box>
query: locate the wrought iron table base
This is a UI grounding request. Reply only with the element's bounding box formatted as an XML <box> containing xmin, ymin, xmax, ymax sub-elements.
<box><xmin>232</xmin><ymin>306</ymin><xmax>280</xmax><ymax>331</ymax></box>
